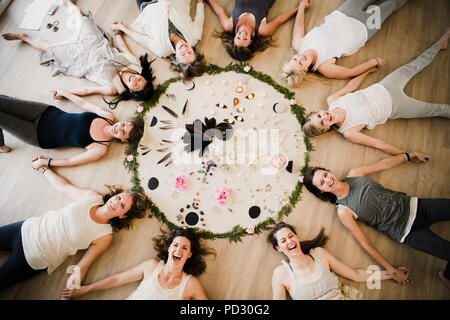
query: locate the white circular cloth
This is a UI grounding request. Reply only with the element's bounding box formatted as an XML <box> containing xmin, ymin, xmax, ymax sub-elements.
<box><xmin>133</xmin><ymin>69</ymin><xmax>308</xmax><ymax>238</ymax></box>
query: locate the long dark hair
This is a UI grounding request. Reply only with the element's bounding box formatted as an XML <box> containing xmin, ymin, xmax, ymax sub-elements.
<box><xmin>267</xmin><ymin>222</ymin><xmax>328</xmax><ymax>255</ymax></box>
<box><xmin>127</xmin><ymin>117</ymin><xmax>144</xmax><ymax>143</ymax></box>
<box><xmin>213</xmin><ymin>31</ymin><xmax>275</xmax><ymax>61</ymax></box>
<box><xmin>303</xmin><ymin>167</ymin><xmax>337</xmax><ymax>204</ymax></box>
<box><xmin>102</xmin><ymin>185</ymin><xmax>147</xmax><ymax>231</ymax></box>
<box><xmin>104</xmin><ymin>54</ymin><xmax>155</xmax><ymax>109</ymax></box>
<box><xmin>169</xmin><ymin>51</ymin><xmax>207</xmax><ymax>80</ymax></box>
<box><xmin>153</xmin><ymin>228</ymin><xmax>217</xmax><ymax>276</ymax></box>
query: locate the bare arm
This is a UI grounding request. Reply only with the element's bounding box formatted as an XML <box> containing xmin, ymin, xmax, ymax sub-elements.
<box><xmin>184</xmin><ymin>277</ymin><xmax>208</xmax><ymax>300</ymax></box>
<box><xmin>318</xmin><ymin>58</ymin><xmax>380</xmax><ymax>80</ymax></box>
<box><xmin>291</xmin><ymin>0</ymin><xmax>311</xmax><ymax>51</ymax></box>
<box><xmin>34</xmin><ymin>166</ymin><xmax>99</xmax><ymax>199</ymax></box>
<box><xmin>271</xmin><ymin>267</ymin><xmax>287</xmax><ymax>300</ymax></box>
<box><xmin>62</xmin><ymin>257</ymin><xmax>157</xmax><ymax>300</ymax></box>
<box><xmin>343</xmin><ymin>129</ymin><xmax>407</xmax><ymax>155</ymax></box>
<box><xmin>326</xmin><ymin>68</ymin><xmax>377</xmax><ymax>106</ymax></box>
<box><xmin>315</xmin><ymin>247</ymin><xmax>393</xmax><ymax>282</ymax></box>
<box><xmin>206</xmin><ymin>0</ymin><xmax>233</xmax><ymax>31</ymax></box>
<box><xmin>336</xmin><ymin>207</ymin><xmax>410</xmax><ymax>284</ymax></box>
<box><xmin>259</xmin><ymin>7</ymin><xmax>299</xmax><ymax>37</ymax></box>
<box><xmin>111</xmin><ymin>30</ymin><xmax>141</xmax><ymax>65</ymax></box>
<box><xmin>70</xmin><ymin>84</ymin><xmax>117</xmax><ymax>97</ymax></box>
<box><xmin>51</xmin><ymin>89</ymin><xmax>115</xmax><ymax>120</ymax></box>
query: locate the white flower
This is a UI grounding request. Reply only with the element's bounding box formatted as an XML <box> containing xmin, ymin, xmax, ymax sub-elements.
<box><xmin>246</xmin><ymin>226</ymin><xmax>255</xmax><ymax>234</ymax></box>
<box><xmin>136</xmin><ymin>106</ymin><xmax>144</xmax><ymax>113</ymax></box>
<box><xmin>243</xmin><ymin>65</ymin><xmax>251</xmax><ymax>72</ymax></box>
<box><xmin>127</xmin><ymin>155</ymin><xmax>134</xmax><ymax>162</ymax></box>
<box><xmin>289</xmin><ymin>99</ymin><xmax>297</xmax><ymax>105</ymax></box>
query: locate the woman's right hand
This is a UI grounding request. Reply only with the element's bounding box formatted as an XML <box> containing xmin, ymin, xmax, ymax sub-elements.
<box><xmin>300</xmin><ymin>0</ymin><xmax>312</xmax><ymax>9</ymax></box>
<box><xmin>110</xmin><ymin>21</ymin><xmax>124</xmax><ymax>33</ymax></box>
<box><xmin>51</xmin><ymin>89</ymin><xmax>65</xmax><ymax>100</ymax></box>
<box><xmin>410</xmin><ymin>151</ymin><xmax>430</xmax><ymax>164</ymax></box>
<box><xmin>31</xmin><ymin>156</ymin><xmax>48</xmax><ymax>171</ymax></box>
<box><xmin>391</xmin><ymin>267</ymin><xmax>412</xmax><ymax>285</ymax></box>
<box><xmin>61</xmin><ymin>286</ymin><xmax>88</xmax><ymax>300</ymax></box>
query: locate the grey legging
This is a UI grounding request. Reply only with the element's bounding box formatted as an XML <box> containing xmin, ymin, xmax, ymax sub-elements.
<box><xmin>379</xmin><ymin>44</ymin><xmax>450</xmax><ymax>120</ymax></box>
<box><xmin>0</xmin><ymin>95</ymin><xmax>49</xmax><ymax>147</ymax></box>
<box><xmin>338</xmin><ymin>0</ymin><xmax>408</xmax><ymax>40</ymax></box>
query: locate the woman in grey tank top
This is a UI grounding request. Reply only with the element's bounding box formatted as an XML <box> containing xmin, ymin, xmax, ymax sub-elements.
<box><xmin>206</xmin><ymin>0</ymin><xmax>298</xmax><ymax>61</ymax></box>
<box><xmin>267</xmin><ymin>222</ymin><xmax>393</xmax><ymax>300</ymax></box>
<box><xmin>302</xmin><ymin>153</ymin><xmax>450</xmax><ymax>289</ymax></box>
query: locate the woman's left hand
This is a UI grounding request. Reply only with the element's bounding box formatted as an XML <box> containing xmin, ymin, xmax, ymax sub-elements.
<box><xmin>410</xmin><ymin>151</ymin><xmax>430</xmax><ymax>164</ymax></box>
<box><xmin>110</xmin><ymin>21</ymin><xmax>124</xmax><ymax>33</ymax></box>
<box><xmin>31</xmin><ymin>156</ymin><xmax>48</xmax><ymax>170</ymax></box>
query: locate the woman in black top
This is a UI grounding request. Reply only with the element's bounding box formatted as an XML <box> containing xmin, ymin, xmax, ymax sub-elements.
<box><xmin>302</xmin><ymin>152</ymin><xmax>450</xmax><ymax>288</ymax></box>
<box><xmin>207</xmin><ymin>0</ymin><xmax>298</xmax><ymax>61</ymax></box>
<box><xmin>0</xmin><ymin>90</ymin><xmax>143</xmax><ymax>168</ymax></box>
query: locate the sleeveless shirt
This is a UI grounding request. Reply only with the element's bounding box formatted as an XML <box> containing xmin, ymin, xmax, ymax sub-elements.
<box><xmin>232</xmin><ymin>0</ymin><xmax>275</xmax><ymax>37</ymax></box>
<box><xmin>127</xmin><ymin>260</ymin><xmax>191</xmax><ymax>300</ymax></box>
<box><xmin>37</xmin><ymin>106</ymin><xmax>113</xmax><ymax>149</ymax></box>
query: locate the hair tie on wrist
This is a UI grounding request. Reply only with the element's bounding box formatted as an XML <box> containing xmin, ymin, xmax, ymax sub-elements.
<box><xmin>403</xmin><ymin>153</ymin><xmax>410</xmax><ymax>161</ymax></box>
<box><xmin>47</xmin><ymin>158</ymin><xmax>52</xmax><ymax>167</ymax></box>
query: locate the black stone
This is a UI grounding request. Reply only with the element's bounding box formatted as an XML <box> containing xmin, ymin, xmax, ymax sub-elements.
<box><xmin>185</xmin><ymin>212</ymin><xmax>199</xmax><ymax>226</ymax></box>
<box><xmin>249</xmin><ymin>206</ymin><xmax>261</xmax><ymax>219</ymax></box>
<box><xmin>147</xmin><ymin>177</ymin><xmax>159</xmax><ymax>190</ymax></box>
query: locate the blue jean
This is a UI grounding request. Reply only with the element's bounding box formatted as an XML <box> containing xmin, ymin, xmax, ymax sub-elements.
<box><xmin>0</xmin><ymin>221</ymin><xmax>42</xmax><ymax>291</ymax></box>
<box><xmin>404</xmin><ymin>199</ymin><xmax>450</xmax><ymax>279</ymax></box>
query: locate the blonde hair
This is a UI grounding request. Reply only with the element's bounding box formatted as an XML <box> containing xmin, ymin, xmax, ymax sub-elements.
<box><xmin>280</xmin><ymin>61</ymin><xmax>306</xmax><ymax>88</ymax></box>
<box><xmin>302</xmin><ymin>111</ymin><xmax>325</xmax><ymax>138</ymax></box>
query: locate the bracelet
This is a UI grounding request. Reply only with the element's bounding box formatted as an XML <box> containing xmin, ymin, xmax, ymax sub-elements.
<box><xmin>402</xmin><ymin>152</ymin><xmax>410</xmax><ymax>161</ymax></box>
<box><xmin>375</xmin><ymin>57</ymin><xmax>380</xmax><ymax>68</ymax></box>
<box><xmin>47</xmin><ymin>158</ymin><xmax>52</xmax><ymax>167</ymax></box>
<box><xmin>41</xmin><ymin>166</ymin><xmax>48</xmax><ymax>174</ymax></box>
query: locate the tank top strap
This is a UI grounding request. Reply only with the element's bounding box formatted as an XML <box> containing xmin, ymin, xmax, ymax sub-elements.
<box><xmin>308</xmin><ymin>250</ymin><xmax>326</xmax><ymax>271</ymax></box>
<box><xmin>91</xmin><ymin>116</ymin><xmax>115</xmax><ymax>146</ymax></box>
<box><xmin>281</xmin><ymin>260</ymin><xmax>297</xmax><ymax>280</ymax></box>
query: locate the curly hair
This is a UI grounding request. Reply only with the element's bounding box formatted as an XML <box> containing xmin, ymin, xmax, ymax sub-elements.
<box><xmin>303</xmin><ymin>167</ymin><xmax>337</xmax><ymax>204</ymax></box>
<box><xmin>267</xmin><ymin>222</ymin><xmax>328</xmax><ymax>255</ymax></box>
<box><xmin>153</xmin><ymin>228</ymin><xmax>216</xmax><ymax>276</ymax></box>
<box><xmin>169</xmin><ymin>51</ymin><xmax>207</xmax><ymax>80</ymax></box>
<box><xmin>127</xmin><ymin>116</ymin><xmax>144</xmax><ymax>143</ymax></box>
<box><xmin>214</xmin><ymin>31</ymin><xmax>275</xmax><ymax>61</ymax></box>
<box><xmin>102</xmin><ymin>185</ymin><xmax>147</xmax><ymax>231</ymax></box>
<box><xmin>104</xmin><ymin>53</ymin><xmax>155</xmax><ymax>109</ymax></box>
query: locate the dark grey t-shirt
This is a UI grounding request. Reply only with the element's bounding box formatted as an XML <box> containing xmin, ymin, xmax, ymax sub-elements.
<box><xmin>336</xmin><ymin>176</ymin><xmax>410</xmax><ymax>243</ymax></box>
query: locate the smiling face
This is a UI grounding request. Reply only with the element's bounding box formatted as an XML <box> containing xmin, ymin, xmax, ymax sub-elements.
<box><xmin>175</xmin><ymin>40</ymin><xmax>195</xmax><ymax>64</ymax></box>
<box><xmin>275</xmin><ymin>227</ymin><xmax>302</xmax><ymax>258</ymax></box>
<box><xmin>289</xmin><ymin>53</ymin><xmax>310</xmax><ymax>74</ymax></box>
<box><xmin>234</xmin><ymin>25</ymin><xmax>252</xmax><ymax>47</ymax></box>
<box><xmin>310</xmin><ymin>110</ymin><xmax>334</xmax><ymax>132</ymax></box>
<box><xmin>168</xmin><ymin>236</ymin><xmax>192</xmax><ymax>266</ymax></box>
<box><xmin>121</xmin><ymin>71</ymin><xmax>147</xmax><ymax>92</ymax></box>
<box><xmin>104</xmin><ymin>192</ymin><xmax>133</xmax><ymax>219</ymax></box>
<box><xmin>312</xmin><ymin>170</ymin><xmax>339</xmax><ymax>194</ymax></box>
<box><xmin>111</xmin><ymin>121</ymin><xmax>134</xmax><ymax>142</ymax></box>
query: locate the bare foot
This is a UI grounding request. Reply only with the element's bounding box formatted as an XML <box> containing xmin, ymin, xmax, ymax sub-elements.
<box><xmin>438</xmin><ymin>271</ymin><xmax>450</xmax><ymax>290</ymax></box>
<box><xmin>0</xmin><ymin>145</ymin><xmax>11</xmax><ymax>153</ymax></box>
<box><xmin>2</xmin><ymin>33</ymin><xmax>27</xmax><ymax>41</ymax></box>
<box><xmin>437</xmin><ymin>28</ymin><xmax>450</xmax><ymax>50</ymax></box>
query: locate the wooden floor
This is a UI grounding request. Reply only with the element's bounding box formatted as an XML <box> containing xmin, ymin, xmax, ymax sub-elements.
<box><xmin>0</xmin><ymin>0</ymin><xmax>449</xmax><ymax>300</ymax></box>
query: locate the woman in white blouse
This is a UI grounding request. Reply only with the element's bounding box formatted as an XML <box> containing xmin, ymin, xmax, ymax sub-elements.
<box><xmin>111</xmin><ymin>0</ymin><xmax>207</xmax><ymax>79</ymax></box>
<box><xmin>0</xmin><ymin>162</ymin><xmax>147</xmax><ymax>295</ymax></box>
<box><xmin>302</xmin><ymin>30</ymin><xmax>450</xmax><ymax>156</ymax></box>
<box><xmin>281</xmin><ymin>0</ymin><xmax>409</xmax><ymax>87</ymax></box>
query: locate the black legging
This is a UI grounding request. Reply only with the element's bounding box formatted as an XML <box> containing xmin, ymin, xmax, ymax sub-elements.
<box><xmin>404</xmin><ymin>198</ymin><xmax>450</xmax><ymax>279</ymax></box>
<box><xmin>0</xmin><ymin>221</ymin><xmax>43</xmax><ymax>291</ymax></box>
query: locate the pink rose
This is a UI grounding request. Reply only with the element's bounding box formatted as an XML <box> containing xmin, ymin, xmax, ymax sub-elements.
<box><xmin>136</xmin><ymin>106</ymin><xmax>144</xmax><ymax>113</ymax></box>
<box><xmin>246</xmin><ymin>227</ymin><xmax>255</xmax><ymax>234</ymax></box>
<box><xmin>243</xmin><ymin>65</ymin><xmax>251</xmax><ymax>72</ymax></box>
<box><xmin>216</xmin><ymin>187</ymin><xmax>233</xmax><ymax>205</ymax></box>
<box><xmin>126</xmin><ymin>155</ymin><xmax>134</xmax><ymax>162</ymax></box>
<box><xmin>289</xmin><ymin>99</ymin><xmax>297</xmax><ymax>105</ymax></box>
<box><xmin>174</xmin><ymin>175</ymin><xmax>188</xmax><ymax>191</ymax></box>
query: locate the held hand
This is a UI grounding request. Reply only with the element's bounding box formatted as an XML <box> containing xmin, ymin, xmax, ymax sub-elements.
<box><xmin>300</xmin><ymin>0</ymin><xmax>312</xmax><ymax>9</ymax></box>
<box><xmin>410</xmin><ymin>151</ymin><xmax>430</xmax><ymax>164</ymax></box>
<box><xmin>110</xmin><ymin>21</ymin><xmax>124</xmax><ymax>33</ymax></box>
<box><xmin>391</xmin><ymin>267</ymin><xmax>412</xmax><ymax>285</ymax></box>
<box><xmin>61</xmin><ymin>286</ymin><xmax>86</xmax><ymax>300</ymax></box>
<box><xmin>31</xmin><ymin>156</ymin><xmax>48</xmax><ymax>170</ymax></box>
<box><xmin>51</xmin><ymin>89</ymin><xmax>65</xmax><ymax>100</ymax></box>
<box><xmin>374</xmin><ymin>57</ymin><xmax>384</xmax><ymax>68</ymax></box>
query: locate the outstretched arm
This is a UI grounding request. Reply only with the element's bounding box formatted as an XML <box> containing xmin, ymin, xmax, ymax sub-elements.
<box><xmin>33</xmin><ymin>165</ymin><xmax>99</xmax><ymax>200</ymax></box>
<box><xmin>205</xmin><ymin>0</ymin><xmax>233</xmax><ymax>31</ymax></box>
<box><xmin>31</xmin><ymin>146</ymin><xmax>108</xmax><ymax>170</ymax></box>
<box><xmin>314</xmin><ymin>247</ymin><xmax>393</xmax><ymax>282</ymax></box>
<box><xmin>51</xmin><ymin>89</ymin><xmax>115</xmax><ymax>120</ymax></box>
<box><xmin>259</xmin><ymin>6</ymin><xmax>299</xmax><ymax>37</ymax></box>
<box><xmin>318</xmin><ymin>57</ymin><xmax>381</xmax><ymax>80</ymax></box>
<box><xmin>346</xmin><ymin>152</ymin><xmax>429</xmax><ymax>177</ymax></box>
<box><xmin>184</xmin><ymin>277</ymin><xmax>208</xmax><ymax>300</ymax></box>
<box><xmin>61</xmin><ymin>259</ymin><xmax>157</xmax><ymax>299</ymax></box>
<box><xmin>326</xmin><ymin>67</ymin><xmax>377</xmax><ymax>106</ymax></box>
<box><xmin>271</xmin><ymin>267</ymin><xmax>287</xmax><ymax>300</ymax></box>
<box><xmin>336</xmin><ymin>207</ymin><xmax>411</xmax><ymax>285</ymax></box>
<box><xmin>69</xmin><ymin>84</ymin><xmax>117</xmax><ymax>97</ymax></box>
<box><xmin>110</xmin><ymin>28</ymin><xmax>141</xmax><ymax>65</ymax></box>
<box><xmin>291</xmin><ymin>0</ymin><xmax>311</xmax><ymax>51</ymax></box>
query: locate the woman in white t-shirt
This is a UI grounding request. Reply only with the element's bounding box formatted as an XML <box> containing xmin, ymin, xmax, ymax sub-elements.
<box><xmin>302</xmin><ymin>30</ymin><xmax>450</xmax><ymax>156</ymax></box>
<box><xmin>281</xmin><ymin>0</ymin><xmax>408</xmax><ymax>87</ymax></box>
<box><xmin>61</xmin><ymin>228</ymin><xmax>216</xmax><ymax>300</ymax></box>
<box><xmin>0</xmin><ymin>163</ymin><xmax>147</xmax><ymax>295</ymax></box>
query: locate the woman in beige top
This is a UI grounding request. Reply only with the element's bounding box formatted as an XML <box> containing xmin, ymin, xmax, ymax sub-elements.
<box><xmin>0</xmin><ymin>162</ymin><xmax>147</xmax><ymax>295</ymax></box>
<box><xmin>62</xmin><ymin>228</ymin><xmax>216</xmax><ymax>300</ymax></box>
